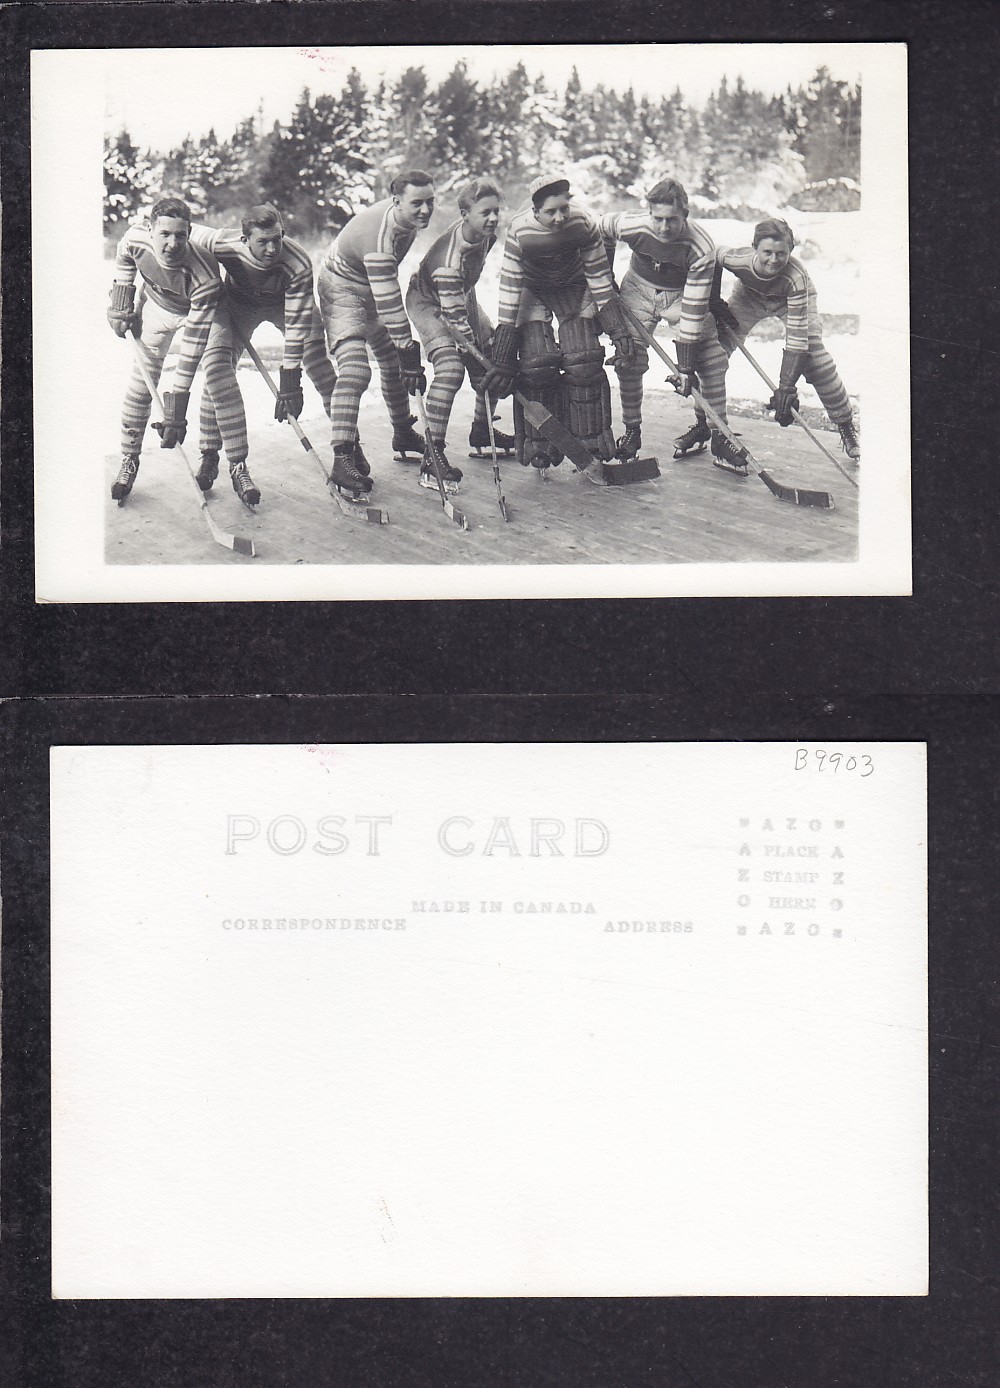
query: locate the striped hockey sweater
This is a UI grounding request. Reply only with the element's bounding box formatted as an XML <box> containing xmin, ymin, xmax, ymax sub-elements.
<box><xmin>113</xmin><ymin>224</ymin><xmax>221</xmax><ymax>390</ymax></box>
<box><xmin>324</xmin><ymin>198</ymin><xmax>418</xmax><ymax>347</ymax></box>
<box><xmin>598</xmin><ymin>210</ymin><xmax>718</xmax><ymax>344</ymax></box>
<box><xmin>412</xmin><ymin>219</ymin><xmax>496</xmax><ymax>340</ymax></box>
<box><xmin>189</xmin><ymin>225</ymin><xmax>316</xmax><ymax>367</ymax></box>
<box><xmin>717</xmin><ymin>247</ymin><xmax>815</xmax><ymax>352</ymax></box>
<box><xmin>496</xmin><ymin>204</ymin><xmax>615</xmax><ymax>327</ymax></box>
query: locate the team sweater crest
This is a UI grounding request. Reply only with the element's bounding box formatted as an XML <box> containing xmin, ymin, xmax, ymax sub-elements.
<box><xmin>598</xmin><ymin>211</ymin><xmax>718</xmax><ymax>344</ymax></box>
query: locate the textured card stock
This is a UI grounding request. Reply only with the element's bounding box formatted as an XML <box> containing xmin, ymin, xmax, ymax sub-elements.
<box><xmin>51</xmin><ymin>742</ymin><xmax>927</xmax><ymax>1297</ymax></box>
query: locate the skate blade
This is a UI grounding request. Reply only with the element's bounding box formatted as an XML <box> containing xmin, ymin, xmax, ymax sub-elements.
<box><xmin>711</xmin><ymin>461</ymin><xmax>749</xmax><ymax>477</ymax></box>
<box><xmin>468</xmin><ymin>448</ymin><xmax>514</xmax><ymax>459</ymax></box>
<box><xmin>419</xmin><ymin>474</ymin><xmax>460</xmax><ymax>495</ymax></box>
<box><xmin>393</xmin><ymin>452</ymin><xmax>422</xmax><ymax>464</ymax></box>
<box><xmin>330</xmin><ymin>483</ymin><xmax>373</xmax><ymax>503</ymax></box>
<box><xmin>673</xmin><ymin>443</ymin><xmax>709</xmax><ymax>459</ymax></box>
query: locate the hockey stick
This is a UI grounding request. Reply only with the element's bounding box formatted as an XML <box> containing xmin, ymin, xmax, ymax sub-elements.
<box><xmin>723</xmin><ymin>334</ymin><xmax>859</xmax><ymax>490</ymax></box>
<box><xmin>233</xmin><ymin>325</ymin><xmax>389</xmax><ymax>525</ymax></box>
<box><xmin>412</xmin><ymin>390</ymin><xmax>470</xmax><ymax>531</ymax></box>
<box><xmin>126</xmin><ymin>331</ymin><xmax>256</xmax><ymax>556</ymax></box>
<box><xmin>623</xmin><ymin>307</ymin><xmax>834</xmax><ymax>510</ymax></box>
<box><xmin>435</xmin><ymin>315</ymin><xmax>606</xmax><ymax>484</ymax></box>
<box><xmin>483</xmin><ymin>409</ymin><xmax>509</xmax><ymax>520</ymax></box>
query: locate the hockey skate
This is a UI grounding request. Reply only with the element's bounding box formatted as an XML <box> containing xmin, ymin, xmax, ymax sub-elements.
<box><xmin>673</xmin><ymin>420</ymin><xmax>711</xmax><ymax>458</ymax></box>
<box><xmin>710</xmin><ymin>430</ymin><xmax>750</xmax><ymax>477</ymax></box>
<box><xmin>419</xmin><ymin>442</ymin><xmax>462</xmax><ymax>494</ymax></box>
<box><xmin>392</xmin><ymin>416</ymin><xmax>425</xmax><ymax>462</ymax></box>
<box><xmin>111</xmin><ymin>454</ymin><xmax>140</xmax><ymax>504</ymax></box>
<box><xmin>354</xmin><ymin>433</ymin><xmax>371</xmax><ymax>477</ymax></box>
<box><xmin>230</xmin><ymin>461</ymin><xmax>261</xmax><ymax>509</ymax></box>
<box><xmin>195</xmin><ymin>449</ymin><xmax>220</xmax><ymax>492</ymax></box>
<box><xmin>615</xmin><ymin>423</ymin><xmax>642</xmax><ymax>461</ymax></box>
<box><xmin>469</xmin><ymin>417</ymin><xmax>516</xmax><ymax>459</ymax></box>
<box><xmin>837</xmin><ymin>419</ymin><xmax>861</xmax><ymax>462</ymax></box>
<box><xmin>328</xmin><ymin>442</ymin><xmax>374</xmax><ymax>500</ymax></box>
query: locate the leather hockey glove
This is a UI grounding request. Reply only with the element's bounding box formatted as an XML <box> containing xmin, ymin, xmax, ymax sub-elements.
<box><xmin>152</xmin><ymin>389</ymin><xmax>190</xmax><ymax>448</ymax></box>
<box><xmin>479</xmin><ymin>323</ymin><xmax>519</xmax><ymax>399</ymax></box>
<box><xmin>597</xmin><ymin>297</ymin><xmax>635</xmax><ymax>363</ymax></box>
<box><xmin>396</xmin><ymin>341</ymin><xmax>427</xmax><ymax>396</ymax></box>
<box><xmin>767</xmin><ymin>349</ymin><xmax>807</xmax><ymax>427</ymax></box>
<box><xmin>671</xmin><ymin>341</ymin><xmax>700</xmax><ymax>398</ymax></box>
<box><xmin>107</xmin><ymin>282</ymin><xmax>138</xmax><ymax>338</ymax></box>
<box><xmin>275</xmin><ymin>367</ymin><xmax>304</xmax><ymax>421</ymax></box>
<box><xmin>459</xmin><ymin>343</ymin><xmax>488</xmax><ymax>392</ymax></box>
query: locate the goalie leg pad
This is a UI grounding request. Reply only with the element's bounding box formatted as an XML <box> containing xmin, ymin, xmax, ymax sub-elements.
<box><xmin>514</xmin><ymin>383</ymin><xmax>567</xmax><ymax>467</ymax></box>
<box><xmin>559</xmin><ymin>314</ymin><xmax>605</xmax><ymax>381</ymax></box>
<box><xmin>559</xmin><ymin>318</ymin><xmax>614</xmax><ymax>459</ymax></box>
<box><xmin>517</xmin><ymin>320</ymin><xmax>562</xmax><ymax>388</ymax></box>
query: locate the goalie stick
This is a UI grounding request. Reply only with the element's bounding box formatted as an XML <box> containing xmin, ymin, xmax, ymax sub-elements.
<box><xmin>435</xmin><ymin>315</ymin><xmax>607</xmax><ymax>485</ymax></box>
<box><xmin>233</xmin><ymin>326</ymin><xmax>389</xmax><ymax>525</ymax></box>
<box><xmin>622</xmin><ymin>306</ymin><xmax>835</xmax><ymax>510</ymax></box>
<box><xmin>413</xmin><ymin>390</ymin><xmax>470</xmax><ymax>531</ymax></box>
<box><xmin>126</xmin><ymin>331</ymin><xmax>256</xmax><ymax>556</ymax></box>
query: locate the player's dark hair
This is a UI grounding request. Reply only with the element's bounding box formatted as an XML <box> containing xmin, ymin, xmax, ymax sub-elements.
<box><xmin>390</xmin><ymin>170</ymin><xmax>434</xmax><ymax>197</ymax></box>
<box><xmin>458</xmin><ymin>178</ymin><xmax>503</xmax><ymax>215</ymax></box>
<box><xmin>753</xmin><ymin>217</ymin><xmax>795</xmax><ymax>250</ymax></box>
<box><xmin>150</xmin><ymin>196</ymin><xmax>192</xmax><ymax>226</ymax></box>
<box><xmin>645</xmin><ymin>179</ymin><xmax>689</xmax><ymax>212</ymax></box>
<box><xmin>531</xmin><ymin>178</ymin><xmax>570</xmax><ymax>209</ymax></box>
<box><xmin>241</xmin><ymin>203</ymin><xmax>283</xmax><ymax>238</ymax></box>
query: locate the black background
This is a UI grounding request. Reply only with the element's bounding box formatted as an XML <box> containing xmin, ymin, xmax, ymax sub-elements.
<box><xmin>2</xmin><ymin>2</ymin><xmax>998</xmax><ymax>1385</ymax></box>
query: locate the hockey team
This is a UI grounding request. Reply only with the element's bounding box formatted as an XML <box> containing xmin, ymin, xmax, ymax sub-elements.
<box><xmin>108</xmin><ymin>170</ymin><xmax>860</xmax><ymax>513</ymax></box>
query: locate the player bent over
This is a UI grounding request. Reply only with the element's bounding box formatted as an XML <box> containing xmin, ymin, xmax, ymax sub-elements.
<box><xmin>188</xmin><ymin>204</ymin><xmax>340</xmax><ymax>508</ymax></box>
<box><xmin>107</xmin><ymin>196</ymin><xmax>221</xmax><ymax>501</ymax></box>
<box><xmin>598</xmin><ymin>178</ymin><xmax>744</xmax><ymax>474</ymax></box>
<box><xmin>480</xmin><ymin>174</ymin><xmax>634</xmax><ymax>472</ymax></box>
<box><xmin>715</xmin><ymin>217</ymin><xmax>860</xmax><ymax>461</ymax></box>
<box><xmin>317</xmin><ymin>171</ymin><xmax>455</xmax><ymax>498</ymax></box>
<box><xmin>405</xmin><ymin>177</ymin><xmax>515</xmax><ymax>482</ymax></box>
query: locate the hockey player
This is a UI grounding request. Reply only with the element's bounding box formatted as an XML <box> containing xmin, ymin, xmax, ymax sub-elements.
<box><xmin>480</xmin><ymin>174</ymin><xmax>634</xmax><ymax>471</ymax></box>
<box><xmin>405</xmin><ymin>177</ymin><xmax>516</xmax><ymax>479</ymax></box>
<box><xmin>107</xmin><ymin>196</ymin><xmax>221</xmax><ymax>501</ymax></box>
<box><xmin>598</xmin><ymin>178</ymin><xmax>744</xmax><ymax>474</ymax></box>
<box><xmin>317</xmin><ymin>171</ymin><xmax>459</xmax><ymax>497</ymax></box>
<box><xmin>188</xmin><ymin>204</ymin><xmax>341</xmax><ymax>508</ymax></box>
<box><xmin>715</xmin><ymin>217</ymin><xmax>860</xmax><ymax>461</ymax></box>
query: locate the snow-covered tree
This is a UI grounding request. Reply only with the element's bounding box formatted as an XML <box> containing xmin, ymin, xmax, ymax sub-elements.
<box><xmin>103</xmin><ymin>127</ymin><xmax>155</xmax><ymax>233</ymax></box>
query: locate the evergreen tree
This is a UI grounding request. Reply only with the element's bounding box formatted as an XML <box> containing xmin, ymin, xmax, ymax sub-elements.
<box><xmin>428</xmin><ymin>62</ymin><xmax>482</xmax><ymax>184</ymax></box>
<box><xmin>103</xmin><ymin>127</ymin><xmax>155</xmax><ymax>233</ymax></box>
<box><xmin>785</xmin><ymin>67</ymin><xmax>861</xmax><ymax>185</ymax></box>
<box><xmin>387</xmin><ymin>66</ymin><xmax>436</xmax><ymax>174</ymax></box>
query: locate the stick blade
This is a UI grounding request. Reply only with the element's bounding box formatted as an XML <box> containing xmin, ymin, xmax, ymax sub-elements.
<box><xmin>602</xmin><ymin>456</ymin><xmax>661</xmax><ymax>485</ymax></box>
<box><xmin>759</xmin><ymin>469</ymin><xmax>835</xmax><ymax>510</ymax></box>
<box><xmin>232</xmin><ymin>535</ymin><xmax>257</xmax><ymax>557</ymax></box>
<box><xmin>444</xmin><ymin>500</ymin><xmax>470</xmax><ymax>530</ymax></box>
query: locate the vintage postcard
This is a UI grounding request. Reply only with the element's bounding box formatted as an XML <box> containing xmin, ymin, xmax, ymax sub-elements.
<box><xmin>32</xmin><ymin>42</ymin><xmax>908</xmax><ymax>601</ymax></box>
<box><xmin>51</xmin><ymin>742</ymin><xmax>927</xmax><ymax>1297</ymax></box>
